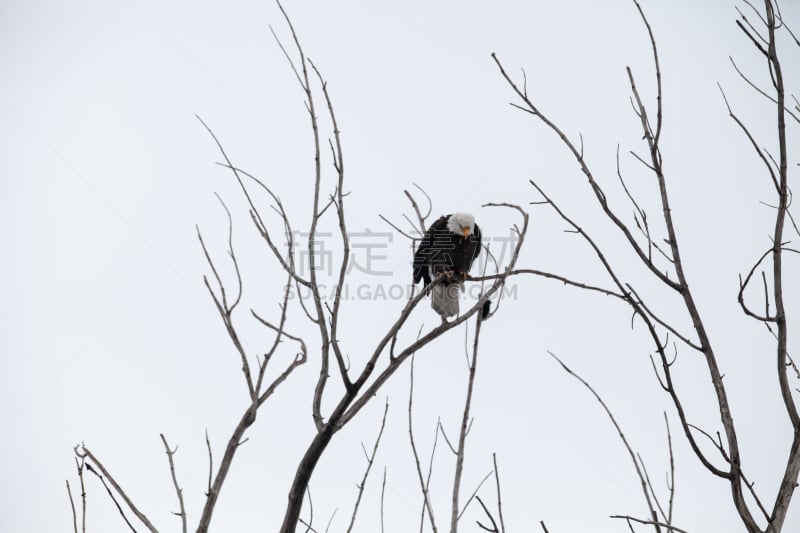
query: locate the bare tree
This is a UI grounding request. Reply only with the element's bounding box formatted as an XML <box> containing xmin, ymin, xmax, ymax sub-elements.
<box><xmin>492</xmin><ymin>0</ymin><xmax>798</xmax><ymax>531</ymax></box>
<box><xmin>67</xmin><ymin>1</ymin><xmax>800</xmax><ymax>532</ymax></box>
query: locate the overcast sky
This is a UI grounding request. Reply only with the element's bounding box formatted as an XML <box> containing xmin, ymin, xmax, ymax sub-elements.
<box><xmin>2</xmin><ymin>1</ymin><xmax>799</xmax><ymax>532</ymax></box>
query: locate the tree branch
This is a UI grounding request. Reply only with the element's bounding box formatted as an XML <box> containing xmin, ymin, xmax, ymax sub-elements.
<box><xmin>451</xmin><ymin>313</ymin><xmax>484</xmax><ymax>532</ymax></box>
<box><xmin>408</xmin><ymin>355</ymin><xmax>439</xmax><ymax>533</ymax></box>
<box><xmin>159</xmin><ymin>434</ymin><xmax>187</xmax><ymax>533</ymax></box>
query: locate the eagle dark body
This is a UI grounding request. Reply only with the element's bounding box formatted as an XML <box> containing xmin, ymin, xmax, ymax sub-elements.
<box><xmin>413</xmin><ymin>213</ymin><xmax>482</xmax><ymax>317</ymax></box>
<box><xmin>413</xmin><ymin>215</ymin><xmax>482</xmax><ymax>285</ymax></box>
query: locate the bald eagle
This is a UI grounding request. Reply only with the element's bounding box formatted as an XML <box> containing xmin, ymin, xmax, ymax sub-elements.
<box><xmin>413</xmin><ymin>213</ymin><xmax>482</xmax><ymax>318</ymax></box>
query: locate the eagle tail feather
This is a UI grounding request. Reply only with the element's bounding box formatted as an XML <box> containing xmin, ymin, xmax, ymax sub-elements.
<box><xmin>431</xmin><ymin>283</ymin><xmax>460</xmax><ymax>318</ymax></box>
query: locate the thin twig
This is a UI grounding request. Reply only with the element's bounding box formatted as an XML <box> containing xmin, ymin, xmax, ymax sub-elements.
<box><xmin>729</xmin><ymin>56</ymin><xmax>800</xmax><ymax>124</ymax></box>
<box><xmin>83</xmin><ymin>462</ymin><xmax>139</xmax><ymax>533</ymax></box>
<box><xmin>457</xmin><ymin>470</ymin><xmax>494</xmax><ymax>521</ymax></box>
<box><xmin>627</xmin><ymin>284</ymin><xmax>703</xmax><ymax>351</ymax></box>
<box><xmin>548</xmin><ymin>351</ymin><xmax>665</xmax><ymax>531</ymax></box>
<box><xmin>718</xmin><ymin>83</ymin><xmax>780</xmax><ymax>193</ymax></box>
<box><xmin>196</xmin><ymin>221</ymin><xmax>256</xmax><ymax>400</ymax></box>
<box><xmin>76</xmin><ymin>455</ymin><xmax>86</xmax><ymax>533</ymax></box>
<box><xmin>303</xmin><ymin>486</ymin><xmax>314</xmax><ymax>533</ymax></box>
<box><xmin>405</xmin><ymin>189</ymin><xmax>428</xmax><ymax>233</ymax></box>
<box><xmin>610</xmin><ymin>515</ymin><xmax>689</xmax><ymax>533</ymax></box>
<box><xmin>451</xmin><ymin>313</ymin><xmax>484</xmax><ymax>531</ymax></box>
<box><xmin>324</xmin><ymin>509</ymin><xmax>337</xmax><ymax>533</ymax></box>
<box><xmin>468</xmin><ymin>269</ymin><xmax>626</xmax><ymax>300</ymax></box>
<box><xmin>66</xmin><ymin>480</ymin><xmax>78</xmax><ymax>533</ymax></box>
<box><xmin>475</xmin><ymin>496</ymin><xmax>499</xmax><ymax>532</ymax></box>
<box><xmin>438</xmin><ymin>420</ymin><xmax>458</xmax><ymax>455</ymax></box>
<box><xmin>160</xmin><ymin>434</ymin><xmax>188</xmax><ymax>533</ymax></box>
<box><xmin>77</xmin><ymin>446</ymin><xmax>157</xmax><ymax>533</ymax></box>
<box><xmin>408</xmin><ymin>355</ymin><xmax>439</xmax><ymax>533</ymax></box>
<box><xmin>205</xmin><ymin>429</ymin><xmax>213</xmax><ymax>496</ymax></box>
<box><xmin>346</xmin><ymin>400</ymin><xmax>390</xmax><ymax>533</ymax></box>
<box><xmin>380</xmin><ymin>467</ymin><xmax>387</xmax><ymax>533</ymax></box>
<box><xmin>379</xmin><ymin>214</ymin><xmax>418</xmax><ymax>240</ymax></box>
<box><xmin>664</xmin><ymin>414</ymin><xmax>675</xmax><ymax>526</ymax></box>
<box><xmin>492</xmin><ymin>453</ymin><xmax>507</xmax><ymax>533</ymax></box>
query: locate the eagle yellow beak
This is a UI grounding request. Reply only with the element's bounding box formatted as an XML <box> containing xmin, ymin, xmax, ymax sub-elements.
<box><xmin>462</xmin><ymin>228</ymin><xmax>470</xmax><ymax>238</ymax></box>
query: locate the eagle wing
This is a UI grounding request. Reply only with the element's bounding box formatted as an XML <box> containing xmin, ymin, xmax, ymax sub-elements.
<box><xmin>413</xmin><ymin>215</ymin><xmax>449</xmax><ymax>286</ymax></box>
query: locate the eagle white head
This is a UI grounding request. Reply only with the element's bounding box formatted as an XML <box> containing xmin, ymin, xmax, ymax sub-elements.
<box><xmin>447</xmin><ymin>212</ymin><xmax>476</xmax><ymax>238</ymax></box>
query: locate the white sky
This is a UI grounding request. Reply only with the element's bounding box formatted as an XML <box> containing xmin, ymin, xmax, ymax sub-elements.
<box><xmin>2</xmin><ymin>1</ymin><xmax>799</xmax><ymax>532</ymax></box>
